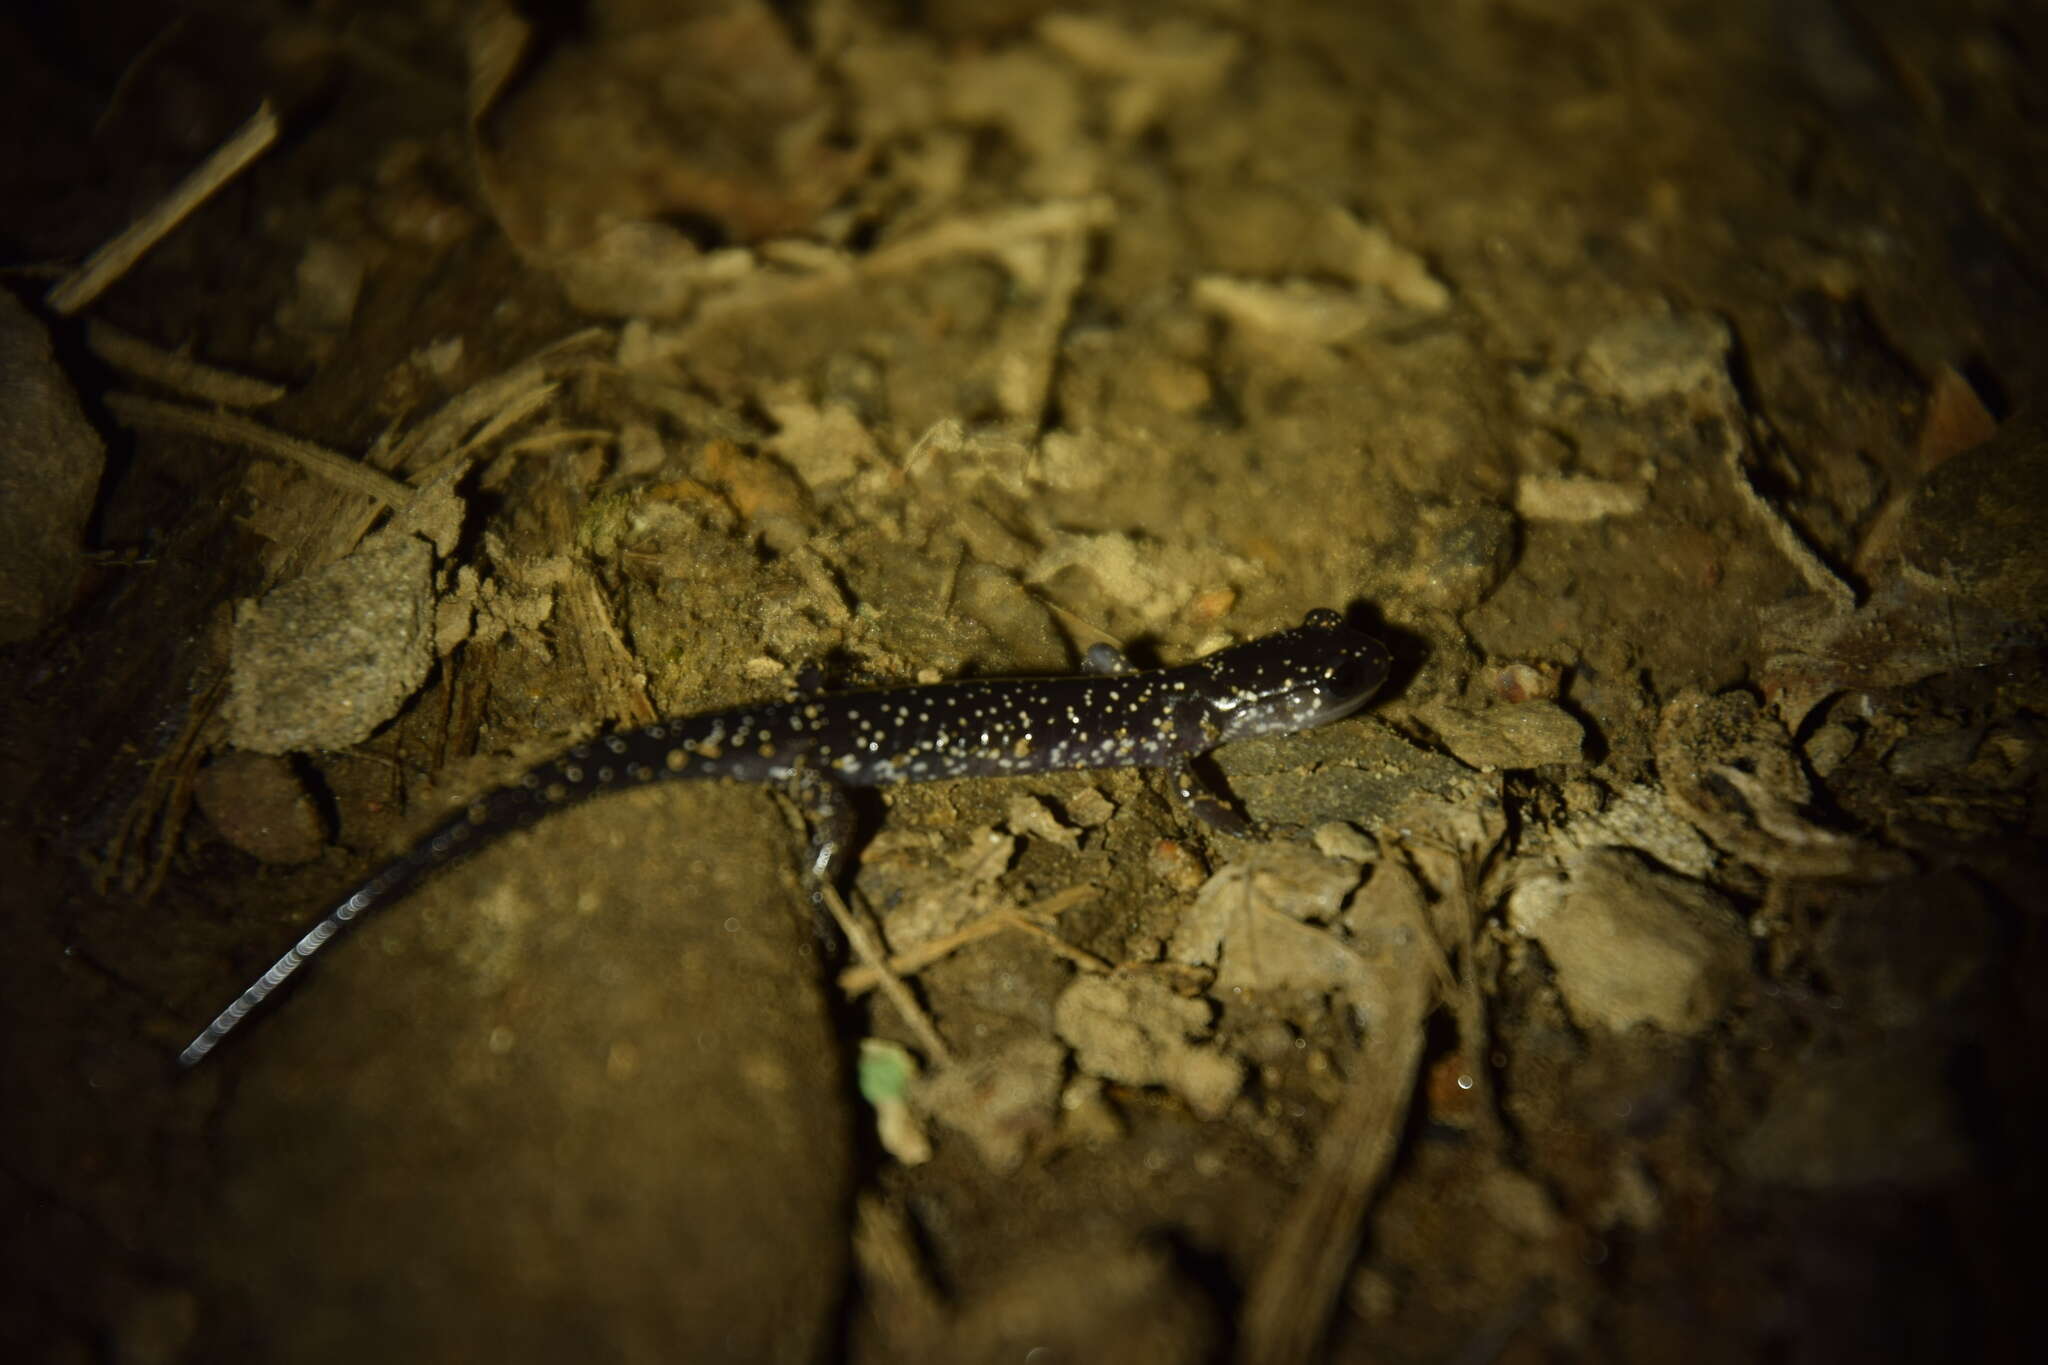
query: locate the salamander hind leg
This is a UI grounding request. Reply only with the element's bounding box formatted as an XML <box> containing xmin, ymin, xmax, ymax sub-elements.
<box><xmin>778</xmin><ymin>764</ymin><xmax>859</xmax><ymax>948</ymax></box>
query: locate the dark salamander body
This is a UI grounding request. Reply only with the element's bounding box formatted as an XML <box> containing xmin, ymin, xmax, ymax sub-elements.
<box><xmin>179</xmin><ymin>609</ymin><xmax>1391</xmax><ymax>1064</ymax></box>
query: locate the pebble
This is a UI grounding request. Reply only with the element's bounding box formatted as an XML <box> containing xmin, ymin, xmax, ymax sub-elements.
<box><xmin>1507</xmin><ymin>848</ymin><xmax>1747</xmax><ymax>1034</ymax></box>
<box><xmin>0</xmin><ymin>292</ymin><xmax>103</xmax><ymax>642</ymax></box>
<box><xmin>224</xmin><ymin>529</ymin><xmax>436</xmax><ymax>753</ymax></box>
<box><xmin>1426</xmin><ymin>700</ymin><xmax>1586</xmax><ymax>770</ymax></box>
<box><xmin>1514</xmin><ymin>473</ymin><xmax>1648</xmax><ymax>522</ymax></box>
<box><xmin>193</xmin><ymin>752</ymin><xmax>328</xmax><ymax>865</ymax></box>
<box><xmin>1577</xmin><ymin>312</ymin><xmax>1732</xmax><ymax>406</ymax></box>
<box><xmin>1053</xmin><ymin>974</ymin><xmax>1241</xmax><ymax>1120</ymax></box>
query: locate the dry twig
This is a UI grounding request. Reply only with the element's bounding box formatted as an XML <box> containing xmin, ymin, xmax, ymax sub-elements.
<box><xmin>1725</xmin><ymin>429</ymin><xmax>1857</xmax><ymax>611</ymax></box>
<box><xmin>835</xmin><ymin>885</ymin><xmax>1103</xmax><ymax>995</ymax></box>
<box><xmin>86</xmin><ymin>321</ymin><xmax>287</xmax><ymax>407</ymax></box>
<box><xmin>96</xmin><ymin>671</ymin><xmax>226</xmax><ymax>902</ymax></box>
<box><xmin>105</xmin><ymin>392</ymin><xmax>412</xmax><ymax>507</ymax></box>
<box><xmin>48</xmin><ymin>101</ymin><xmax>280</xmax><ymax>315</ymax></box>
<box><xmin>1236</xmin><ymin>958</ymin><xmax>1431</xmax><ymax>1365</ymax></box>
<box><xmin>1234</xmin><ymin>835</ymin><xmax>1486</xmax><ymax>1365</ymax></box>
<box><xmin>814</xmin><ymin>881</ymin><xmax>953</xmax><ymax>1066</ymax></box>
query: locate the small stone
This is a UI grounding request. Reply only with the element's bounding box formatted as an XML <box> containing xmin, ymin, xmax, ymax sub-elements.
<box><xmin>194</xmin><ymin>752</ymin><xmax>328</xmax><ymax>865</ymax></box>
<box><xmin>0</xmin><ymin>292</ymin><xmax>103</xmax><ymax>641</ymax></box>
<box><xmin>1425</xmin><ymin>700</ymin><xmax>1585</xmax><ymax>770</ymax></box>
<box><xmin>1578</xmin><ymin>312</ymin><xmax>1732</xmax><ymax>405</ymax></box>
<box><xmin>943</xmin><ymin>1239</ymin><xmax>1220</xmax><ymax>1364</ymax></box>
<box><xmin>697</xmin><ymin>438</ymin><xmax>809</xmax><ymax>524</ymax></box>
<box><xmin>918</xmin><ymin>1036</ymin><xmax>1065</xmax><ymax>1171</ymax></box>
<box><xmin>279</xmin><ymin>237</ymin><xmax>371</xmax><ymax>336</ymax></box>
<box><xmin>1191</xmin><ymin>275</ymin><xmax>1380</xmax><ymax>344</ymax></box>
<box><xmin>1141</xmin><ymin>356</ymin><xmax>1213</xmax><ymax>413</ymax></box>
<box><xmin>615</xmin><ymin>422</ymin><xmax>669</xmax><ymax>479</ymax></box>
<box><xmin>1006</xmin><ymin>793</ymin><xmax>1079</xmax><ymax>850</ymax></box>
<box><xmin>1476</xmin><ymin>1166</ymin><xmax>1564</xmax><ymax>1242</ymax></box>
<box><xmin>1324</xmin><ymin>214</ymin><xmax>1451</xmax><ymax>313</ymax></box>
<box><xmin>1492</xmin><ymin>661</ymin><xmax>1562</xmax><ymax>703</ymax></box>
<box><xmin>1896</xmin><ymin>410</ymin><xmax>2048</xmax><ymax>618</ymax></box>
<box><xmin>1058</xmin><ymin>1073</ymin><xmax>1125</xmax><ymax>1145</ymax></box>
<box><xmin>1507</xmin><ymin>848</ymin><xmax>1747</xmax><ymax>1034</ymax></box>
<box><xmin>1053</xmin><ymin>974</ymin><xmax>1241</xmax><ymax>1119</ymax></box>
<box><xmin>1168</xmin><ymin>844</ymin><xmax>1361</xmax><ymax>976</ymax></box>
<box><xmin>760</xmin><ymin>384</ymin><xmax>880</xmax><ymax>493</ymax></box>
<box><xmin>1147</xmin><ymin>838</ymin><xmax>1207</xmax><ymax>893</ymax></box>
<box><xmin>1385</xmin><ymin>503</ymin><xmax>1517</xmax><ymax>613</ymax></box>
<box><xmin>1066</xmin><ymin>787</ymin><xmax>1118</xmax><ymax>828</ymax></box>
<box><xmin>953</xmin><ymin>564</ymin><xmax>1068</xmax><ymax>671</ymax></box>
<box><xmin>1515</xmin><ymin>473</ymin><xmax>1648</xmax><ymax>522</ymax></box>
<box><xmin>1595</xmin><ymin>1157</ymin><xmax>1664</xmax><ymax>1233</ymax></box>
<box><xmin>1311</xmin><ymin>821</ymin><xmax>1378</xmax><ymax>864</ymax></box>
<box><xmin>1557</xmin><ymin>783</ymin><xmax>1718</xmax><ymax>878</ymax></box>
<box><xmin>1884</xmin><ymin>725</ymin><xmax>1979</xmax><ymax>782</ymax></box>
<box><xmin>1802</xmin><ymin>720</ymin><xmax>1859</xmax><ymax>777</ymax></box>
<box><xmin>225</xmin><ymin>530</ymin><xmax>436</xmax><ymax>753</ymax></box>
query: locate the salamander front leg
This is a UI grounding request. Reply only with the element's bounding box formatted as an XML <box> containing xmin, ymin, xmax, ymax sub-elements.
<box><xmin>780</xmin><ymin>765</ymin><xmax>953</xmax><ymax>1064</ymax></box>
<box><xmin>1170</xmin><ymin>755</ymin><xmax>1251</xmax><ymax>836</ymax></box>
<box><xmin>1081</xmin><ymin>642</ymin><xmax>1135</xmax><ymax>676</ymax></box>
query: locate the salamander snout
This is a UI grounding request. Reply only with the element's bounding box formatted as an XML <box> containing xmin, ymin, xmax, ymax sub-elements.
<box><xmin>1202</xmin><ymin>610</ymin><xmax>1392</xmax><ymax>743</ymax></box>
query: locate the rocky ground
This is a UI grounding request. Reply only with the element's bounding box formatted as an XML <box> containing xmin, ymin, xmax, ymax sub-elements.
<box><xmin>2</xmin><ymin>2</ymin><xmax>2043</xmax><ymax>1361</ymax></box>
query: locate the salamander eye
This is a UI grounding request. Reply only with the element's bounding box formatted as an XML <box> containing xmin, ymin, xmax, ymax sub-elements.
<box><xmin>1327</xmin><ymin>657</ymin><xmax>1376</xmax><ymax>695</ymax></box>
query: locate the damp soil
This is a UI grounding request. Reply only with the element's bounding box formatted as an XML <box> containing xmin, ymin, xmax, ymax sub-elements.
<box><xmin>3</xmin><ymin>3</ymin><xmax>2045</xmax><ymax>1362</ymax></box>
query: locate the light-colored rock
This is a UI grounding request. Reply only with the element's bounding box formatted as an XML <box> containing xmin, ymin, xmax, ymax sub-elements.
<box><xmin>1426</xmin><ymin>700</ymin><xmax>1586</xmax><ymax>770</ymax></box>
<box><xmin>1556</xmin><ymin>783</ymin><xmax>1718</xmax><ymax>879</ymax></box>
<box><xmin>1515</xmin><ymin>473</ymin><xmax>1647</xmax><ymax>522</ymax></box>
<box><xmin>225</xmin><ymin>529</ymin><xmax>436</xmax><ymax>753</ymax></box>
<box><xmin>1507</xmin><ymin>847</ymin><xmax>1747</xmax><ymax>1034</ymax></box>
<box><xmin>919</xmin><ymin>1035</ymin><xmax>1066</xmax><ymax>1171</ymax></box>
<box><xmin>1053</xmin><ymin>974</ymin><xmax>1241</xmax><ymax>1119</ymax></box>
<box><xmin>1577</xmin><ymin>312</ymin><xmax>1732</xmax><ymax>405</ymax></box>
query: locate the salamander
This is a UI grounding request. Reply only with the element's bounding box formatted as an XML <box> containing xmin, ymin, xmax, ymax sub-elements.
<box><xmin>178</xmin><ymin>608</ymin><xmax>1391</xmax><ymax>1065</ymax></box>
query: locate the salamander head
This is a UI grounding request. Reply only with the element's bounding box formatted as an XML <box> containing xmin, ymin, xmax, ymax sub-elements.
<box><xmin>1198</xmin><ymin>609</ymin><xmax>1392</xmax><ymax>744</ymax></box>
